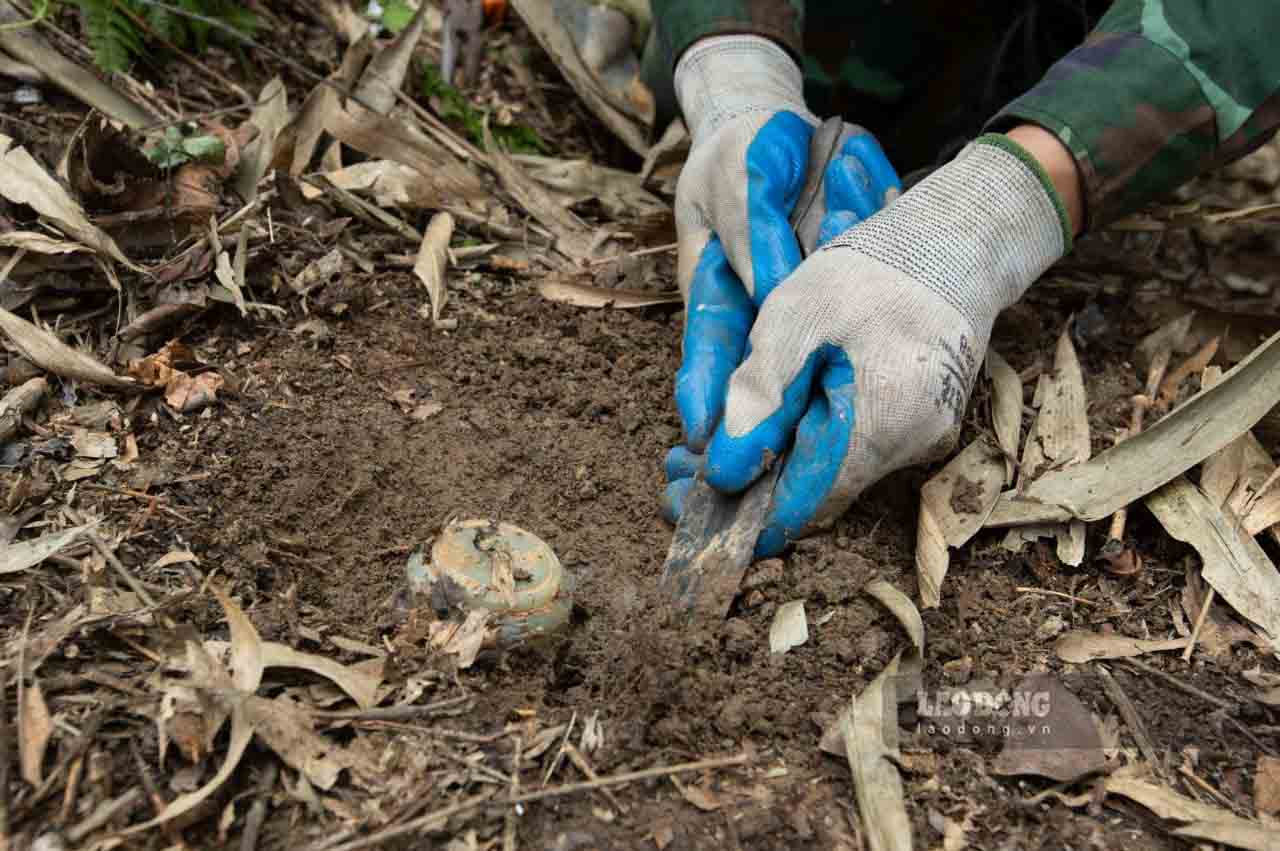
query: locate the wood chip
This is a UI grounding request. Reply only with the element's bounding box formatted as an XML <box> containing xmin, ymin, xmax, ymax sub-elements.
<box><xmin>769</xmin><ymin>600</ymin><xmax>809</xmax><ymax>655</ymax></box>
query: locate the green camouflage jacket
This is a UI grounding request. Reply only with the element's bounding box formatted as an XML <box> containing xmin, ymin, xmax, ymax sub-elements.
<box><xmin>645</xmin><ymin>0</ymin><xmax>1280</xmax><ymax>229</ymax></box>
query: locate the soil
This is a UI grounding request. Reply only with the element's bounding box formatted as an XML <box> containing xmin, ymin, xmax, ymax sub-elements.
<box><xmin>2</xmin><ymin>8</ymin><xmax>1279</xmax><ymax>851</ymax></box>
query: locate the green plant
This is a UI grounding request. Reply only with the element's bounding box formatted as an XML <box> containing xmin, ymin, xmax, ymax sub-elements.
<box><xmin>145</xmin><ymin>124</ymin><xmax>226</xmax><ymax>169</ymax></box>
<box><xmin>75</xmin><ymin>0</ymin><xmax>258</xmax><ymax>73</ymax></box>
<box><xmin>377</xmin><ymin>0</ymin><xmax>414</xmax><ymax>34</ymax></box>
<box><xmin>421</xmin><ymin>63</ymin><xmax>549</xmax><ymax>155</ymax></box>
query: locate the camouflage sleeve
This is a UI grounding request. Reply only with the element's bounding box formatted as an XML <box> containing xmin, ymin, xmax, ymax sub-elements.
<box><xmin>989</xmin><ymin>1</ymin><xmax>1280</xmax><ymax>229</ymax></box>
<box><xmin>648</xmin><ymin>0</ymin><xmax>805</xmax><ymax>69</ymax></box>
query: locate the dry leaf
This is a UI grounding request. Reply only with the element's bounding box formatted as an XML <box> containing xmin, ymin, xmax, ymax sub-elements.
<box><xmin>1135</xmin><ymin>311</ymin><xmax>1194</xmax><ymax>377</ymax></box>
<box><xmin>991</xmin><ymin>674</ymin><xmax>1107</xmax><ymax>782</ymax></box>
<box><xmin>0</xmin><ymin>376</ymin><xmax>47</xmax><ymax>443</ymax></box>
<box><xmin>842</xmin><ymin>651</ymin><xmax>912</xmax><ymax>851</ymax></box>
<box><xmin>71</xmin><ymin>429</ymin><xmax>117</xmax><ymax>459</ymax></box>
<box><xmin>507</xmin><ymin>0</ymin><xmax>650</xmax><ymax>156</ymax></box>
<box><xmin>164</xmin><ymin>371</ymin><xmax>224</xmax><ymax>413</ymax></box>
<box><xmin>0</xmin><ymin>134</ymin><xmax>137</xmax><ymax>270</ymax></box>
<box><xmin>19</xmin><ymin>680</ymin><xmax>51</xmax><ymax>786</ymax></box>
<box><xmin>986</xmin><ymin>349</ymin><xmax>1022</xmax><ymax>484</ymax></box>
<box><xmin>124</xmin><ymin>702</ymin><xmax>255</xmax><ymax>836</ymax></box>
<box><xmin>1181</xmin><ymin>566</ymin><xmax>1269</xmax><ymax>658</ymax></box>
<box><xmin>259</xmin><ymin>642</ymin><xmax>381</xmax><ymax>709</ymax></box>
<box><xmin>987</xmin><ymin>329</ymin><xmax>1280</xmax><ymax>527</ymax></box>
<box><xmin>154</xmin><ymin>549</ymin><xmax>198</xmax><ymax>569</ymax></box>
<box><xmin>353</xmin><ymin>0</ymin><xmax>429</xmax><ymax>116</ymax></box>
<box><xmin>243</xmin><ymin>695</ymin><xmax>351</xmax><ymax>790</ymax></box>
<box><xmin>513</xmin><ymin>155</ymin><xmax>668</xmax><ymax>219</ymax></box>
<box><xmin>292</xmin><ymin>247</ymin><xmax>344</xmax><ymax>296</ymax></box>
<box><xmin>1104</xmin><ymin>767</ymin><xmax>1279</xmax><ymax>850</ymax></box>
<box><xmin>210</xmin><ymin>585</ymin><xmax>265</xmax><ymax>693</ymax></box>
<box><xmin>414</xmin><ymin>212</ymin><xmax>454</xmax><ymax>322</ymax></box>
<box><xmin>0</xmin><ymin>231</ymin><xmax>89</xmax><ymax>256</ymax></box>
<box><xmin>432</xmin><ymin>610</ymin><xmax>493</xmax><ymax>669</ymax></box>
<box><xmin>769</xmin><ymin>600</ymin><xmax>809</xmax><ymax>655</ymax></box>
<box><xmin>1146</xmin><ymin>477</ymin><xmax>1280</xmax><ymax>653</ymax></box>
<box><xmin>1054</xmin><ymin>630</ymin><xmax>1188</xmax><ymax>663</ymax></box>
<box><xmin>232</xmin><ymin>78</ymin><xmax>288</xmax><ymax>203</ymax></box>
<box><xmin>0</xmin><ymin>522</ymin><xmax>95</xmax><ymax>575</ymax></box>
<box><xmin>537</xmin><ymin>279</ymin><xmax>680</xmax><ymax>309</ymax></box>
<box><xmin>0</xmin><ymin>307</ymin><xmax>134</xmax><ymax>389</ymax></box>
<box><xmin>679</xmin><ymin>782</ymin><xmax>721</xmax><ymax>812</ymax></box>
<box><xmin>915</xmin><ymin>439</ymin><xmax>1004</xmax><ymax>607</ymax></box>
<box><xmin>302</xmin><ymin>160</ymin><xmax>463</xmax><ymax>209</ymax></box>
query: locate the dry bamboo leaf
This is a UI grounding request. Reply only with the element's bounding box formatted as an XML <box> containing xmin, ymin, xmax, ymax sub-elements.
<box><xmin>987</xmin><ymin>329</ymin><xmax>1280</xmax><ymax>526</ymax></box>
<box><xmin>1181</xmin><ymin>567</ymin><xmax>1268</xmax><ymax>658</ymax></box>
<box><xmin>0</xmin><ymin>134</ymin><xmax>137</xmax><ymax>270</ymax></box>
<box><xmin>842</xmin><ymin>651</ymin><xmax>912</xmax><ymax>851</ymax></box>
<box><xmin>1056</xmin><ymin>520</ymin><xmax>1086</xmax><ymax>568</ymax></box>
<box><xmin>353</xmin><ymin>0</ymin><xmax>429</xmax><ymax>116</ymax></box>
<box><xmin>915</xmin><ymin>439</ymin><xmax>1004</xmax><ymax>607</ymax></box>
<box><xmin>432</xmin><ymin>610</ymin><xmax>493</xmax><ymax>669</ymax></box>
<box><xmin>243</xmin><ymin>695</ymin><xmax>349</xmax><ymax>790</ymax></box>
<box><xmin>414</xmin><ymin>212</ymin><xmax>454</xmax><ymax>323</ymax></box>
<box><xmin>0</xmin><ymin>521</ymin><xmax>96</xmax><ymax>575</ymax></box>
<box><xmin>769</xmin><ymin>600</ymin><xmax>809</xmax><ymax>654</ymax></box>
<box><xmin>301</xmin><ymin>160</ymin><xmax>460</xmax><ymax>209</ymax></box>
<box><xmin>275</xmin><ymin>35</ymin><xmax>373</xmax><ymax>175</ymax></box>
<box><xmin>323</xmin><ymin>102</ymin><xmax>487</xmax><ymax>204</ymax></box>
<box><xmin>19</xmin><ymin>679</ymin><xmax>51</xmax><ymax>786</ymax></box>
<box><xmin>1033</xmin><ymin>326</ymin><xmax>1090</xmax><ymax>473</ymax></box>
<box><xmin>0</xmin><ymin>231</ymin><xmax>89</xmax><ymax>256</ymax></box>
<box><xmin>0</xmin><ymin>376</ymin><xmax>47</xmax><ymax>443</ymax></box>
<box><xmin>232</xmin><ymin>78</ymin><xmax>288</xmax><ymax>203</ymax></box>
<box><xmin>986</xmin><ymin>349</ymin><xmax>1022</xmax><ymax>484</ymax></box>
<box><xmin>123</xmin><ymin>702</ymin><xmax>255</xmax><ymax>836</ymax></box>
<box><xmin>508</xmin><ymin>0</ymin><xmax>651</xmax><ymax>156</ymax></box>
<box><xmin>536</xmin><ymin>279</ymin><xmax>680</xmax><ymax>309</ymax></box>
<box><xmin>512</xmin><ymin>155</ymin><xmax>668</xmax><ymax>219</ymax></box>
<box><xmin>1146</xmin><ymin>477</ymin><xmax>1280</xmax><ymax>653</ymax></box>
<box><xmin>1256</xmin><ymin>755</ymin><xmax>1280</xmax><ymax>818</ymax></box>
<box><xmin>153</xmin><ymin>549</ymin><xmax>197</xmax><ymax>569</ymax></box>
<box><xmin>210</xmin><ymin>585</ymin><xmax>265</xmax><ymax>693</ymax></box>
<box><xmin>1104</xmin><ymin>769</ymin><xmax>1279</xmax><ymax>850</ymax></box>
<box><xmin>483</xmin><ymin>120</ymin><xmax>597</xmax><ymax>261</ymax></box>
<box><xmin>260</xmin><ymin>642</ymin><xmax>381</xmax><ymax>709</ymax></box>
<box><xmin>0</xmin><ymin>307</ymin><xmax>134</xmax><ymax>389</ymax></box>
<box><xmin>1054</xmin><ymin>630</ymin><xmax>1189</xmax><ymax>663</ymax></box>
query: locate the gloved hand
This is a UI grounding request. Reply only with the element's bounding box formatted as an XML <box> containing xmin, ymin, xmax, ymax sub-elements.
<box><xmin>673</xmin><ymin>134</ymin><xmax>1074</xmax><ymax>557</ymax></box>
<box><xmin>665</xmin><ymin>34</ymin><xmax>899</xmax><ymax>520</ymax></box>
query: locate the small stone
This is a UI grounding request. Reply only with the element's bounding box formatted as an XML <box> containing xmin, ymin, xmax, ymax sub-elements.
<box><xmin>1037</xmin><ymin>615</ymin><xmax>1067</xmax><ymax>640</ymax></box>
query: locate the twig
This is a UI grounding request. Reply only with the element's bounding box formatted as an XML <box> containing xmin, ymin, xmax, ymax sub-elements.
<box><xmin>1121</xmin><ymin>659</ymin><xmax>1233</xmax><ymax>710</ymax></box>
<box><xmin>507</xmin><ymin>752</ymin><xmax>750</xmax><ymax>806</ymax></box>
<box><xmin>0</xmin><ymin>665</ymin><xmax>9</xmax><ymax>843</ymax></box>
<box><xmin>58</xmin><ymin>753</ymin><xmax>83</xmax><ymax>825</ymax></box>
<box><xmin>313</xmin><ymin>752</ymin><xmax>750</xmax><ymax>851</ymax></box>
<box><xmin>311</xmin><ymin>790</ymin><xmax>496</xmax><ymax>851</ymax></box>
<box><xmin>1096</xmin><ymin>665</ymin><xmax>1162</xmax><ymax>773</ymax></box>
<box><xmin>1157</xmin><ymin>336</ymin><xmax>1220</xmax><ymax>410</ymax></box>
<box><xmin>1178</xmin><ymin>765</ymin><xmax>1243</xmax><ymax>815</ymax></box>
<box><xmin>503</xmin><ymin>736</ymin><xmax>521</xmax><ymax>851</ymax></box>
<box><xmin>131</xmin><ymin>738</ymin><xmax>188</xmax><ymax>849</ymax></box>
<box><xmin>585</xmin><ymin>242</ymin><xmax>678</xmax><ymax>267</ymax></box>
<box><xmin>564</xmin><ymin>743</ymin><xmax>626</xmax><ymax>815</ymax></box>
<box><xmin>314</xmin><ymin>694</ymin><xmax>470</xmax><ymax>722</ymax></box>
<box><xmin>65</xmin><ymin>789</ymin><xmax>142</xmax><ymax>843</ymax></box>
<box><xmin>65</xmin><ymin>511</ymin><xmax>157</xmax><ymax>608</ymax></box>
<box><xmin>542</xmin><ymin>710</ymin><xmax>576</xmax><ymax>786</ymax></box>
<box><xmin>1014</xmin><ymin>587</ymin><xmax>1097</xmax><ymax>606</ymax></box>
<box><xmin>305</xmin><ymin>176</ymin><xmax>422</xmax><ymax>244</ymax></box>
<box><xmin>239</xmin><ymin>760</ymin><xmax>279</xmax><ymax>851</ymax></box>
<box><xmin>1182</xmin><ymin>587</ymin><xmax>1215</xmax><ymax>661</ymax></box>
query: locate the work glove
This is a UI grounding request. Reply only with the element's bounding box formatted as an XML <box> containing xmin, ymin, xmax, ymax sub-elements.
<box><xmin>669</xmin><ymin>135</ymin><xmax>1074</xmax><ymax>557</ymax></box>
<box><xmin>665</xmin><ymin>35</ymin><xmax>900</xmax><ymax>519</ymax></box>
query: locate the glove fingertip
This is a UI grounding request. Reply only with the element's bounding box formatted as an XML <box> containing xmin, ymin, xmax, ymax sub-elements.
<box><xmin>753</xmin><ymin>525</ymin><xmax>788</xmax><ymax>560</ymax></box>
<box><xmin>818</xmin><ymin>210</ymin><xmax>860</xmax><ymax>247</ymax></box>
<box><xmin>664</xmin><ymin>445</ymin><xmax>704</xmax><ymax>481</ymax></box>
<box><xmin>661</xmin><ymin>478</ymin><xmax>696</xmax><ymax>525</ymax></box>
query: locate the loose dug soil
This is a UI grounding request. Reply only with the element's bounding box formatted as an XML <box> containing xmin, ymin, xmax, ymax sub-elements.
<box><xmin>143</xmin><ymin>257</ymin><xmax>1274</xmax><ymax>849</ymax></box>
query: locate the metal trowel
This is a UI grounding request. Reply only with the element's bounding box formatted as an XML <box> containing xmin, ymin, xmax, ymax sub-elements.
<box><xmin>659</xmin><ymin>117</ymin><xmax>858</xmax><ymax>619</ymax></box>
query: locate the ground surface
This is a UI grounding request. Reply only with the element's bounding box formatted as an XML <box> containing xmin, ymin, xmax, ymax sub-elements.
<box><xmin>2</xmin><ymin>5</ymin><xmax>1279</xmax><ymax>850</ymax></box>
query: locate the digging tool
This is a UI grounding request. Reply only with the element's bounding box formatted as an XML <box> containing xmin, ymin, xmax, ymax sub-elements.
<box><xmin>658</xmin><ymin>117</ymin><xmax>861</xmax><ymax>620</ymax></box>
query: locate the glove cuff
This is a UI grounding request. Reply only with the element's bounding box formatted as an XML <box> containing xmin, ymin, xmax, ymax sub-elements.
<box><xmin>823</xmin><ymin>134</ymin><xmax>1069</xmax><ymax>330</ymax></box>
<box><xmin>674</xmin><ymin>34</ymin><xmax>810</xmax><ymax>142</ymax></box>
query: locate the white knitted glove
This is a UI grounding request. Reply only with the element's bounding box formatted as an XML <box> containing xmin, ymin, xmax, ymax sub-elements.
<box><xmin>701</xmin><ymin>135</ymin><xmax>1073</xmax><ymax>556</ymax></box>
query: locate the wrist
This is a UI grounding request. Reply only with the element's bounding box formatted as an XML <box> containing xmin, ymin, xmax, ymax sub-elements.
<box><xmin>1003</xmin><ymin>125</ymin><xmax>1085</xmax><ymax>237</ymax></box>
<box><xmin>674</xmin><ymin>34</ymin><xmax>810</xmax><ymax>141</ymax></box>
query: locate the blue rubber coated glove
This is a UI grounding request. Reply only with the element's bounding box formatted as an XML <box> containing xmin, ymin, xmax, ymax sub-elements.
<box><xmin>662</xmin><ymin>132</ymin><xmax>901</xmax><ymax>528</ymax></box>
<box><xmin>662</xmin><ymin>35</ymin><xmax>900</xmax><ymax>530</ymax></box>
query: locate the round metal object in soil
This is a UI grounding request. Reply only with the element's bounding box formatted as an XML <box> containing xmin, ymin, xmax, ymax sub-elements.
<box><xmin>429</xmin><ymin>519</ymin><xmax>573</xmax><ymax>646</ymax></box>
